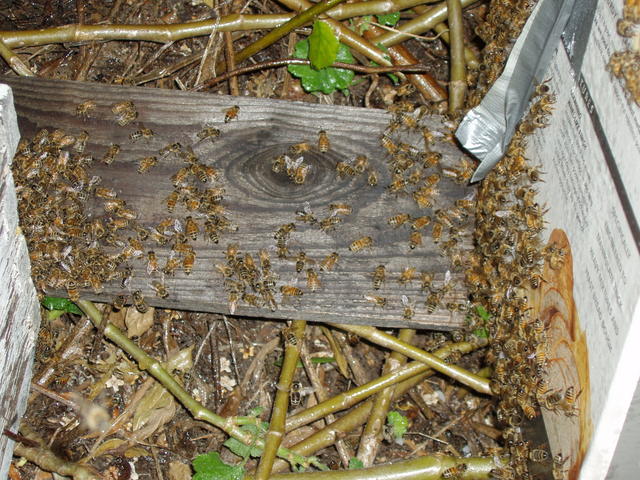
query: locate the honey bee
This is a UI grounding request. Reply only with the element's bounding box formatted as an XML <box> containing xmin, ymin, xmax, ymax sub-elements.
<box><xmin>388</xmin><ymin>213</ymin><xmax>411</xmax><ymax>227</ymax></box>
<box><xmin>364</xmin><ymin>295</ymin><xmax>387</xmax><ymax>308</ymax></box>
<box><xmin>258</xmin><ymin>249</ymin><xmax>272</xmax><ymax>270</ymax></box>
<box><xmin>163</xmin><ymin>256</ymin><xmax>181</xmax><ymax>276</ymax></box>
<box><xmin>111</xmin><ymin>101</ymin><xmax>137</xmax><ymax>126</ymax></box>
<box><xmin>224</xmin><ymin>105</ymin><xmax>240</xmax><ymax>123</ymax></box>
<box><xmin>422</xmin><ymin>151</ymin><xmax>442</xmax><ymax>168</ymax></box>
<box><xmin>146</xmin><ymin>250</ymin><xmax>159</xmax><ymax>275</ymax></box>
<box><xmin>353</xmin><ymin>155</ymin><xmax>369</xmax><ymax>173</ymax></box>
<box><xmin>137</xmin><ymin>156</ymin><xmax>158</xmax><ymax>174</ymax></box>
<box><xmin>183</xmin><ymin>251</ymin><xmax>196</xmax><ymax>275</ymax></box>
<box><xmin>170</xmin><ymin>166</ymin><xmax>190</xmax><ymax>187</ymax></box>
<box><xmin>372</xmin><ymin>265</ymin><xmax>385</xmax><ymax>290</ymax></box>
<box><xmin>411</xmin><ymin>216</ymin><xmax>431</xmax><ymax>230</ymax></box>
<box><xmin>319</xmin><ymin>252</ymin><xmax>339</xmax><ymax>271</ymax></box>
<box><xmin>431</xmin><ymin>222</ymin><xmax>443</xmax><ymax>243</ymax></box>
<box><xmin>396</xmin><ymin>83</ymin><xmax>415</xmax><ymax>96</ymax></box>
<box><xmin>442</xmin><ymin>463</ymin><xmax>467</xmax><ymax>479</ymax></box>
<box><xmin>399</xmin><ymin>112</ymin><xmax>418</xmax><ymax>129</ymax></box>
<box><xmin>151</xmin><ymin>281</ymin><xmax>169</xmax><ymax>299</ymax></box>
<box><xmin>197</xmin><ymin>126</ymin><xmax>221</xmax><ymax>142</ymax></box>
<box><xmin>166</xmin><ymin>191</ymin><xmax>179</xmax><ymax>212</ymax></box>
<box><xmin>290</xmin><ymin>142</ymin><xmax>312</xmax><ymax>154</ymax></box>
<box><xmin>398</xmin><ymin>267</ymin><xmax>416</xmax><ymax>285</ymax></box>
<box><xmin>280</xmin><ymin>285</ymin><xmax>303</xmax><ymax>297</ymax></box>
<box><xmin>94</xmin><ymin>186</ymin><xmax>117</xmax><ymax>199</ymax></box>
<box><xmin>552</xmin><ymin>453</ymin><xmax>567</xmax><ymax>480</ymax></box>
<box><xmin>349</xmin><ymin>236</ymin><xmax>373</xmax><ymax>252</ymax></box>
<box><xmin>290</xmin><ymin>381</ymin><xmax>302</xmax><ymax>406</ymax></box>
<box><xmin>336</xmin><ymin>161</ymin><xmax>357</xmax><ymax>178</ymax></box>
<box><xmin>132</xmin><ymin>290</ymin><xmax>149</xmax><ymax>313</ymax></box>
<box><xmin>425</xmin><ymin>292</ymin><xmax>440</xmax><ymax>313</ymax></box>
<box><xmin>296</xmin><ymin>202</ymin><xmax>318</xmax><ymax>224</ymax></box>
<box><xmin>194</xmin><ymin>164</ymin><xmax>219</xmax><ymax>183</ymax></box>
<box><xmin>66</xmin><ymin>280</ymin><xmax>80</xmax><ymax>302</ymax></box>
<box><xmin>272</xmin><ymin>155</ymin><xmax>287</xmax><ymax>173</ymax></box>
<box><xmin>129</xmin><ymin>127</ymin><xmax>154</xmax><ymax>141</ymax></box>
<box><xmin>329</xmin><ymin>203</ymin><xmax>352</xmax><ymax>216</ymax></box>
<box><xmin>318</xmin><ymin>130</ymin><xmax>330</xmax><ymax>153</ymax></box>
<box><xmin>319</xmin><ymin>215</ymin><xmax>343</xmax><ymax>232</ymax></box>
<box><xmin>367</xmin><ymin>169</ymin><xmax>379</xmax><ymax>186</ymax></box>
<box><xmin>420</xmin><ymin>272</ymin><xmax>434</xmax><ymax>291</ymax></box>
<box><xmin>306</xmin><ymin>268</ymin><xmax>321</xmax><ymax>291</ymax></box>
<box><xmin>283</xmin><ymin>326</ymin><xmax>297</xmax><ymax>346</ymax></box>
<box><xmin>401</xmin><ymin>295</ymin><xmax>414</xmax><ymax>321</ymax></box>
<box><xmin>295</xmin><ymin>252</ymin><xmax>307</xmax><ymax>273</ymax></box>
<box><xmin>242</xmin><ymin>293</ymin><xmax>261</xmax><ymax>308</ymax></box>
<box><xmin>380</xmin><ymin>135</ymin><xmax>398</xmax><ymax>155</ymax></box>
<box><xmin>112</xmin><ymin>294</ymin><xmax>128</xmax><ymax>311</ymax></box>
<box><xmin>529</xmin><ymin>449</ymin><xmax>549</xmax><ymax>463</ymax></box>
<box><xmin>185</xmin><ymin>216</ymin><xmax>199</xmax><ymax>240</ymax></box>
<box><xmin>73</xmin><ymin>130</ymin><xmax>89</xmax><ymax>153</ymax></box>
<box><xmin>102</xmin><ymin>144</ymin><xmax>120</xmax><ymax>165</ymax></box>
<box><xmin>159</xmin><ymin>142</ymin><xmax>182</xmax><ymax>156</ymax></box>
<box><xmin>76</xmin><ymin>100</ymin><xmax>96</xmax><ymax>118</ymax></box>
<box><xmin>409</xmin><ymin>230</ymin><xmax>422</xmax><ymax>249</ymax></box>
<box><xmin>293</xmin><ymin>164</ymin><xmax>311</xmax><ymax>184</ymax></box>
<box><xmin>275</xmin><ymin>223</ymin><xmax>296</xmax><ymax>239</ymax></box>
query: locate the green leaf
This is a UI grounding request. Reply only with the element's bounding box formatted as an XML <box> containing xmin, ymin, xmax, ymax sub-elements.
<box><xmin>223</xmin><ymin>423</ymin><xmax>268</xmax><ymax>459</ymax></box>
<box><xmin>473</xmin><ymin>327</ymin><xmax>489</xmax><ymax>338</ymax></box>
<box><xmin>308</xmin><ymin>21</ymin><xmax>339</xmax><ymax>70</ymax></box>
<box><xmin>348</xmin><ymin>458</ymin><xmax>364</xmax><ymax>470</ymax></box>
<box><xmin>358</xmin><ymin>15</ymin><xmax>373</xmax><ymax>34</ymax></box>
<box><xmin>192</xmin><ymin>452</ymin><xmax>244</xmax><ymax>480</ymax></box>
<box><xmin>386</xmin><ymin>411</ymin><xmax>409</xmax><ymax>440</ymax></box>
<box><xmin>376</xmin><ymin>12</ymin><xmax>400</xmax><ymax>27</ymax></box>
<box><xmin>288</xmin><ymin>39</ymin><xmax>355</xmax><ymax>94</ymax></box>
<box><xmin>475</xmin><ymin>305</ymin><xmax>491</xmax><ymax>321</ymax></box>
<box><xmin>41</xmin><ymin>296</ymin><xmax>83</xmax><ymax>315</ymax></box>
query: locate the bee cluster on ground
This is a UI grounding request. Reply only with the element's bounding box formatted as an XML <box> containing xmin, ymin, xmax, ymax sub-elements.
<box><xmin>12</xmin><ymin>100</ymin><xmax>241</xmax><ymax>313</ymax></box>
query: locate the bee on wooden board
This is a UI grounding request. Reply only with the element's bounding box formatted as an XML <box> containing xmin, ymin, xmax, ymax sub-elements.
<box><xmin>409</xmin><ymin>230</ymin><xmax>422</xmax><ymax>249</ymax></box>
<box><xmin>129</xmin><ymin>126</ymin><xmax>154</xmax><ymax>141</ymax></box>
<box><xmin>290</xmin><ymin>142</ymin><xmax>312</xmax><ymax>155</ymax></box>
<box><xmin>184</xmin><ymin>216</ymin><xmax>199</xmax><ymax>241</ymax></box>
<box><xmin>275</xmin><ymin>223</ymin><xmax>296</xmax><ymax>240</ymax></box>
<box><xmin>364</xmin><ymin>295</ymin><xmax>387</xmax><ymax>308</ymax></box>
<box><xmin>367</xmin><ymin>169</ymin><xmax>379</xmax><ymax>187</ymax></box>
<box><xmin>280</xmin><ymin>285</ymin><xmax>303</xmax><ymax>297</ymax></box>
<box><xmin>296</xmin><ymin>202</ymin><xmax>318</xmax><ymax>225</ymax></box>
<box><xmin>398</xmin><ymin>267</ymin><xmax>416</xmax><ymax>285</ymax></box>
<box><xmin>329</xmin><ymin>203</ymin><xmax>352</xmax><ymax>216</ymax></box>
<box><xmin>293</xmin><ymin>164</ymin><xmax>311</xmax><ymax>184</ymax></box>
<box><xmin>163</xmin><ymin>255</ymin><xmax>181</xmax><ymax>276</ymax></box>
<box><xmin>74</xmin><ymin>130</ymin><xmax>89</xmax><ymax>153</ymax></box>
<box><xmin>349</xmin><ymin>236</ymin><xmax>373</xmax><ymax>252</ymax></box>
<box><xmin>372</xmin><ymin>264</ymin><xmax>385</xmax><ymax>290</ymax></box>
<box><xmin>150</xmin><ymin>280</ymin><xmax>169</xmax><ymax>299</ymax></box>
<box><xmin>318</xmin><ymin>130</ymin><xmax>330</xmax><ymax>153</ymax></box>
<box><xmin>224</xmin><ymin>105</ymin><xmax>240</xmax><ymax>123</ymax></box>
<box><xmin>319</xmin><ymin>252</ymin><xmax>339</xmax><ymax>271</ymax></box>
<box><xmin>102</xmin><ymin>144</ymin><xmax>120</xmax><ymax>165</ymax></box>
<box><xmin>401</xmin><ymin>295</ymin><xmax>414</xmax><ymax>321</ymax></box>
<box><xmin>388</xmin><ymin>213</ymin><xmax>411</xmax><ymax>228</ymax></box>
<box><xmin>159</xmin><ymin>142</ymin><xmax>182</xmax><ymax>156</ymax></box>
<box><xmin>111</xmin><ymin>100</ymin><xmax>137</xmax><ymax>126</ymax></box>
<box><xmin>336</xmin><ymin>161</ymin><xmax>357</xmax><ymax>178</ymax></box>
<box><xmin>197</xmin><ymin>126</ymin><xmax>221</xmax><ymax>142</ymax></box>
<box><xmin>306</xmin><ymin>268</ymin><xmax>321</xmax><ymax>292</ymax></box>
<box><xmin>353</xmin><ymin>155</ymin><xmax>369</xmax><ymax>173</ymax></box>
<box><xmin>138</xmin><ymin>156</ymin><xmax>158</xmax><ymax>174</ymax></box>
<box><xmin>112</xmin><ymin>294</ymin><xmax>128</xmax><ymax>311</ymax></box>
<box><xmin>295</xmin><ymin>252</ymin><xmax>307</xmax><ymax>273</ymax></box>
<box><xmin>146</xmin><ymin>250</ymin><xmax>159</xmax><ymax>275</ymax></box>
<box><xmin>76</xmin><ymin>100</ymin><xmax>97</xmax><ymax>118</ymax></box>
<box><xmin>66</xmin><ymin>280</ymin><xmax>80</xmax><ymax>302</ymax></box>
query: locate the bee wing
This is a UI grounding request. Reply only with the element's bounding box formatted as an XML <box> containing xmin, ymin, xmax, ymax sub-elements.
<box><xmin>174</xmin><ymin>219</ymin><xmax>184</xmax><ymax>233</ymax></box>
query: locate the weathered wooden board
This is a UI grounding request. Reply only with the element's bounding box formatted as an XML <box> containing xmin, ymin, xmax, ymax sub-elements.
<box><xmin>2</xmin><ymin>76</ymin><xmax>475</xmax><ymax>329</ymax></box>
<box><xmin>0</xmin><ymin>83</ymin><xmax>41</xmax><ymax>478</ymax></box>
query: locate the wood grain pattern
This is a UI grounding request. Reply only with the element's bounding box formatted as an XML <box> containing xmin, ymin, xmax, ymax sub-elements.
<box><xmin>2</xmin><ymin>76</ymin><xmax>474</xmax><ymax>329</ymax></box>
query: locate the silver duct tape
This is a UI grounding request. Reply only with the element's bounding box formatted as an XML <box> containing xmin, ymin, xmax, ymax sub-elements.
<box><xmin>456</xmin><ymin>0</ymin><xmax>576</xmax><ymax>183</ymax></box>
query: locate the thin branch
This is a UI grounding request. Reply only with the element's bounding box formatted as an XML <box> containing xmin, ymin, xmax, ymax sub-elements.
<box><xmin>0</xmin><ymin>37</ymin><xmax>34</xmax><ymax>76</ymax></box>
<box><xmin>446</xmin><ymin>0</ymin><xmax>467</xmax><ymax>114</ymax></box>
<box><xmin>357</xmin><ymin>328</ymin><xmax>415</xmax><ymax>467</ymax></box>
<box><xmin>0</xmin><ymin>0</ymin><xmax>440</xmax><ymax>48</ymax></box>
<box><xmin>197</xmin><ymin>58</ymin><xmax>435</xmax><ymax>89</ymax></box>
<box><xmin>255</xmin><ymin>320</ymin><xmax>307</xmax><ymax>480</ymax></box>
<box><xmin>330</xmin><ymin>324</ymin><xmax>492</xmax><ymax>395</ymax></box>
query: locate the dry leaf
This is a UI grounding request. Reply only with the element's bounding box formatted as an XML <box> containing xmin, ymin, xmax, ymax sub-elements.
<box><xmin>125</xmin><ymin>307</ymin><xmax>155</xmax><ymax>338</ymax></box>
<box><xmin>131</xmin><ymin>384</ymin><xmax>176</xmax><ymax>441</ymax></box>
<box><xmin>92</xmin><ymin>438</ymin><xmax>127</xmax><ymax>457</ymax></box>
<box><xmin>168</xmin><ymin>461</ymin><xmax>192</xmax><ymax>480</ymax></box>
<box><xmin>124</xmin><ymin>447</ymin><xmax>149</xmax><ymax>458</ymax></box>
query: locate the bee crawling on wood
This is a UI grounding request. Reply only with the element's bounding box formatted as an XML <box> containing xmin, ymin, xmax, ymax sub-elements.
<box><xmin>372</xmin><ymin>264</ymin><xmax>386</xmax><ymax>290</ymax></box>
<box><xmin>364</xmin><ymin>295</ymin><xmax>387</xmax><ymax>308</ymax></box>
<box><xmin>111</xmin><ymin>100</ymin><xmax>137</xmax><ymax>126</ymax></box>
<box><xmin>318</xmin><ymin>130</ymin><xmax>330</xmax><ymax>153</ymax></box>
<box><xmin>129</xmin><ymin>126</ymin><xmax>154</xmax><ymax>141</ymax></box>
<box><xmin>224</xmin><ymin>105</ymin><xmax>240</xmax><ymax>123</ymax></box>
<box><xmin>150</xmin><ymin>280</ymin><xmax>169</xmax><ymax>299</ymax></box>
<box><xmin>137</xmin><ymin>156</ymin><xmax>158</xmax><ymax>174</ymax></box>
<box><xmin>76</xmin><ymin>100</ymin><xmax>97</xmax><ymax>118</ymax></box>
<box><xmin>349</xmin><ymin>236</ymin><xmax>372</xmax><ymax>252</ymax></box>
